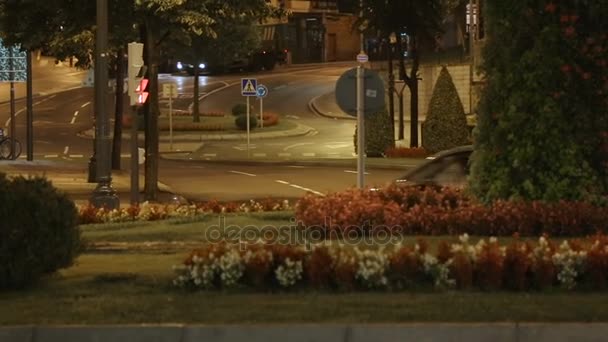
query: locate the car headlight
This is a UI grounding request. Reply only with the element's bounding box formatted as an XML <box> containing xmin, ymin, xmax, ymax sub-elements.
<box><xmin>199</xmin><ymin>63</ymin><xmax>206</xmax><ymax>69</ymax></box>
<box><xmin>176</xmin><ymin>61</ymin><xmax>183</xmax><ymax>70</ymax></box>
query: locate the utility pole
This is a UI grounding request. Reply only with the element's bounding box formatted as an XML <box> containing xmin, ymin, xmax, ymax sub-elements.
<box><xmin>90</xmin><ymin>0</ymin><xmax>119</xmax><ymax>209</ymax></box>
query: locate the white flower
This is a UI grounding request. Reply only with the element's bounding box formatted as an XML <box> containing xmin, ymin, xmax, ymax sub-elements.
<box><xmin>275</xmin><ymin>258</ymin><xmax>303</xmax><ymax>288</ymax></box>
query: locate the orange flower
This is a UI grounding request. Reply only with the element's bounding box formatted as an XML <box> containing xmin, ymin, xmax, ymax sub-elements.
<box><xmin>545</xmin><ymin>2</ymin><xmax>556</xmax><ymax>13</ymax></box>
<box><xmin>563</xmin><ymin>26</ymin><xmax>576</xmax><ymax>37</ymax></box>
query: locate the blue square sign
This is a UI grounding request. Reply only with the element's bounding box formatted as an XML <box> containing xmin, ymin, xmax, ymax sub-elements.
<box><xmin>241</xmin><ymin>78</ymin><xmax>257</xmax><ymax>96</ymax></box>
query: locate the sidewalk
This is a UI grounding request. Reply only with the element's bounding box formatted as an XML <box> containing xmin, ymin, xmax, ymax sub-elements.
<box><xmin>0</xmin><ymin>160</ymin><xmax>179</xmax><ymax>206</ymax></box>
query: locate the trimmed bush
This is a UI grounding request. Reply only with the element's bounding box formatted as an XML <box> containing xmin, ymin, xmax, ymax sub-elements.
<box><xmin>422</xmin><ymin>66</ymin><xmax>470</xmax><ymax>153</ymax></box>
<box><xmin>235</xmin><ymin>114</ymin><xmax>257</xmax><ymax>131</ymax></box>
<box><xmin>354</xmin><ymin>108</ymin><xmax>394</xmax><ymax>157</ymax></box>
<box><xmin>231</xmin><ymin>103</ymin><xmax>252</xmax><ymax>116</ymax></box>
<box><xmin>0</xmin><ymin>174</ymin><xmax>81</xmax><ymax>290</ymax></box>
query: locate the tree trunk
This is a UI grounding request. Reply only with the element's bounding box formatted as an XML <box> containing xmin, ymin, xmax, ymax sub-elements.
<box><xmin>143</xmin><ymin>17</ymin><xmax>160</xmax><ymax>201</ymax></box>
<box><xmin>409</xmin><ymin>36</ymin><xmax>420</xmax><ymax>148</ymax></box>
<box><xmin>111</xmin><ymin>47</ymin><xmax>125</xmax><ymax>170</ymax></box>
<box><xmin>193</xmin><ymin>64</ymin><xmax>200</xmax><ymax>122</ymax></box>
<box><xmin>387</xmin><ymin>38</ymin><xmax>396</xmax><ymax>142</ymax></box>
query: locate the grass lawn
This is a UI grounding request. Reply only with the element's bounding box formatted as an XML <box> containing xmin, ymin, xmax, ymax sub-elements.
<box><xmin>2</xmin><ymin>252</ymin><xmax>608</xmax><ymax>325</ymax></box>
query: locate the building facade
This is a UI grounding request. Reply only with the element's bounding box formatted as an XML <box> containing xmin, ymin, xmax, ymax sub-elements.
<box><xmin>264</xmin><ymin>0</ymin><xmax>360</xmax><ymax>63</ymax></box>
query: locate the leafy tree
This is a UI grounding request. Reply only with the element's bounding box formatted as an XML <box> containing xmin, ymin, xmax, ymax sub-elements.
<box><xmin>354</xmin><ymin>0</ymin><xmax>444</xmax><ymax>148</ymax></box>
<box><xmin>469</xmin><ymin>0</ymin><xmax>608</xmax><ymax>202</ymax></box>
<box><xmin>422</xmin><ymin>66</ymin><xmax>469</xmax><ymax>153</ymax></box>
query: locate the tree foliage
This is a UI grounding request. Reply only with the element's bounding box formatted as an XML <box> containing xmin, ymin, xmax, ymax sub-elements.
<box><xmin>422</xmin><ymin>66</ymin><xmax>469</xmax><ymax>153</ymax></box>
<box><xmin>469</xmin><ymin>0</ymin><xmax>608</xmax><ymax>202</ymax></box>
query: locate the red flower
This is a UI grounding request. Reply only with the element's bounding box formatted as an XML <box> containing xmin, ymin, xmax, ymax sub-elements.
<box><xmin>563</xmin><ymin>26</ymin><xmax>576</xmax><ymax>37</ymax></box>
<box><xmin>582</xmin><ymin>72</ymin><xmax>592</xmax><ymax>80</ymax></box>
<box><xmin>560</xmin><ymin>15</ymin><xmax>569</xmax><ymax>23</ymax></box>
<box><xmin>569</xmin><ymin>15</ymin><xmax>579</xmax><ymax>22</ymax></box>
<box><xmin>560</xmin><ymin>64</ymin><xmax>571</xmax><ymax>73</ymax></box>
<box><xmin>545</xmin><ymin>2</ymin><xmax>556</xmax><ymax>13</ymax></box>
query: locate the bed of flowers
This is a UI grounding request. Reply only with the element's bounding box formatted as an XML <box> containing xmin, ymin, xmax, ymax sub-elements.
<box><xmin>173</xmin><ymin>234</ymin><xmax>608</xmax><ymax>292</ymax></box>
<box><xmin>295</xmin><ymin>185</ymin><xmax>608</xmax><ymax>237</ymax></box>
<box><xmin>77</xmin><ymin>199</ymin><xmax>293</xmax><ymax>224</ymax></box>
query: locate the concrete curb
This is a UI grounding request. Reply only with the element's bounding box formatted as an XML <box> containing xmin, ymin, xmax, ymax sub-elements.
<box><xmin>308</xmin><ymin>93</ymin><xmax>354</xmax><ymax>121</ymax></box>
<box><xmin>2</xmin><ymin>323</ymin><xmax>608</xmax><ymax>342</ymax></box>
<box><xmin>77</xmin><ymin>121</ymin><xmax>317</xmax><ymax>142</ymax></box>
<box><xmin>159</xmin><ymin>155</ymin><xmax>423</xmax><ymax>170</ymax></box>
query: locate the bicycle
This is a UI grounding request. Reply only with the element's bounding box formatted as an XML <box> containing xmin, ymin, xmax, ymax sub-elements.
<box><xmin>0</xmin><ymin>128</ymin><xmax>22</xmax><ymax>160</ymax></box>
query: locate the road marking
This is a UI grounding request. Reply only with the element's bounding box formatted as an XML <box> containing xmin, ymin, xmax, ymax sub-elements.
<box><xmin>69</xmin><ymin>154</ymin><xmax>84</xmax><ymax>158</ymax></box>
<box><xmin>253</xmin><ymin>153</ymin><xmax>267</xmax><ymax>157</ymax></box>
<box><xmin>344</xmin><ymin>170</ymin><xmax>370</xmax><ymax>175</ymax></box>
<box><xmin>273</xmin><ymin>85</ymin><xmax>287</xmax><ymax>90</ymax></box>
<box><xmin>203</xmin><ymin>153</ymin><xmax>216</xmax><ymax>157</ymax></box>
<box><xmin>286</xmin><ymin>115</ymin><xmax>299</xmax><ymax>120</ymax></box>
<box><xmin>4</xmin><ymin>108</ymin><xmax>27</xmax><ymax>128</ymax></box>
<box><xmin>325</xmin><ymin>142</ymin><xmax>351</xmax><ymax>149</ymax></box>
<box><xmin>63</xmin><ymin>146</ymin><xmax>69</xmax><ymax>155</ymax></box>
<box><xmin>302</xmin><ymin>152</ymin><xmax>315</xmax><ymax>157</ymax></box>
<box><xmin>275</xmin><ymin>180</ymin><xmax>289</xmax><ymax>185</ymax></box>
<box><xmin>278</xmin><ymin>153</ymin><xmax>291</xmax><ymax>157</ymax></box>
<box><xmin>289</xmin><ymin>184</ymin><xmax>325</xmax><ymax>196</ymax></box>
<box><xmin>81</xmin><ymin>101</ymin><xmax>91</xmax><ymax>108</ymax></box>
<box><xmin>44</xmin><ymin>154</ymin><xmax>59</xmax><ymax>158</ymax></box>
<box><xmin>285</xmin><ymin>165</ymin><xmax>306</xmax><ymax>168</ymax></box>
<box><xmin>284</xmin><ymin>142</ymin><xmax>313</xmax><ymax>151</ymax></box>
<box><xmin>70</xmin><ymin>110</ymin><xmax>79</xmax><ymax>124</ymax></box>
<box><xmin>229</xmin><ymin>170</ymin><xmax>257</xmax><ymax>177</ymax></box>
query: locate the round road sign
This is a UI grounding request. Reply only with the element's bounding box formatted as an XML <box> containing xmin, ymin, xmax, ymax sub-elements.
<box><xmin>256</xmin><ymin>84</ymin><xmax>268</xmax><ymax>98</ymax></box>
<box><xmin>335</xmin><ymin>67</ymin><xmax>385</xmax><ymax>117</ymax></box>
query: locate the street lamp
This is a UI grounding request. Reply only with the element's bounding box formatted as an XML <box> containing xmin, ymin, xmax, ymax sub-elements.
<box><xmin>90</xmin><ymin>0</ymin><xmax>119</xmax><ymax>209</ymax></box>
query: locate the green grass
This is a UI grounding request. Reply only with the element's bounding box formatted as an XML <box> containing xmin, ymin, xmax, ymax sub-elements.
<box><xmin>2</xmin><ymin>253</ymin><xmax>608</xmax><ymax>325</ymax></box>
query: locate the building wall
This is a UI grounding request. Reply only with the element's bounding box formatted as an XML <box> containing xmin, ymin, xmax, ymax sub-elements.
<box><xmin>324</xmin><ymin>14</ymin><xmax>359</xmax><ymax>61</ymax></box>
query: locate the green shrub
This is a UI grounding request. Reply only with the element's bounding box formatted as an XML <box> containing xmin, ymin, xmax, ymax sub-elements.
<box><xmin>422</xmin><ymin>66</ymin><xmax>470</xmax><ymax>154</ymax></box>
<box><xmin>354</xmin><ymin>108</ymin><xmax>394</xmax><ymax>157</ymax></box>
<box><xmin>0</xmin><ymin>174</ymin><xmax>81</xmax><ymax>290</ymax></box>
<box><xmin>231</xmin><ymin>103</ymin><xmax>252</xmax><ymax>116</ymax></box>
<box><xmin>235</xmin><ymin>114</ymin><xmax>257</xmax><ymax>131</ymax></box>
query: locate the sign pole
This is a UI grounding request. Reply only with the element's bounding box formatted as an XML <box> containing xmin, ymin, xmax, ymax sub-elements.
<box><xmin>9</xmin><ymin>48</ymin><xmax>16</xmax><ymax>159</ymax></box>
<box><xmin>169</xmin><ymin>91</ymin><xmax>173</xmax><ymax>151</ymax></box>
<box><xmin>26</xmin><ymin>50</ymin><xmax>33</xmax><ymax>161</ymax></box>
<box><xmin>130</xmin><ymin>105</ymin><xmax>139</xmax><ymax>205</ymax></box>
<box><xmin>260</xmin><ymin>98</ymin><xmax>264</xmax><ymax>128</ymax></box>
<box><xmin>246</xmin><ymin>96</ymin><xmax>250</xmax><ymax>158</ymax></box>
<box><xmin>356</xmin><ymin>65</ymin><xmax>365</xmax><ymax>189</ymax></box>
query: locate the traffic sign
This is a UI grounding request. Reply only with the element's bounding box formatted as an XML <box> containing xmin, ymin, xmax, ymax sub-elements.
<box><xmin>256</xmin><ymin>84</ymin><xmax>268</xmax><ymax>98</ymax></box>
<box><xmin>0</xmin><ymin>39</ymin><xmax>27</xmax><ymax>83</ymax></box>
<box><xmin>162</xmin><ymin>83</ymin><xmax>178</xmax><ymax>98</ymax></box>
<box><xmin>356</xmin><ymin>53</ymin><xmax>369</xmax><ymax>63</ymax></box>
<box><xmin>241</xmin><ymin>78</ymin><xmax>257</xmax><ymax>96</ymax></box>
<box><xmin>335</xmin><ymin>67</ymin><xmax>385</xmax><ymax>117</ymax></box>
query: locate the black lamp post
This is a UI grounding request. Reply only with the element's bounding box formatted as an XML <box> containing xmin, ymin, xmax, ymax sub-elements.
<box><xmin>90</xmin><ymin>0</ymin><xmax>119</xmax><ymax>209</ymax></box>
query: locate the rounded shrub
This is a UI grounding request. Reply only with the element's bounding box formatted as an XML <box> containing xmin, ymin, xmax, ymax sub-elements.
<box><xmin>231</xmin><ymin>103</ymin><xmax>252</xmax><ymax>116</ymax></box>
<box><xmin>422</xmin><ymin>66</ymin><xmax>470</xmax><ymax>153</ymax></box>
<box><xmin>0</xmin><ymin>174</ymin><xmax>81</xmax><ymax>290</ymax></box>
<box><xmin>235</xmin><ymin>114</ymin><xmax>257</xmax><ymax>131</ymax></box>
<box><xmin>354</xmin><ymin>108</ymin><xmax>394</xmax><ymax>157</ymax></box>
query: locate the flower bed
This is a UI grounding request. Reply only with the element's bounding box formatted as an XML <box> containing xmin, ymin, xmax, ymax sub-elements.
<box><xmin>173</xmin><ymin>234</ymin><xmax>608</xmax><ymax>291</ymax></box>
<box><xmin>295</xmin><ymin>186</ymin><xmax>608</xmax><ymax>237</ymax></box>
<box><xmin>77</xmin><ymin>199</ymin><xmax>292</xmax><ymax>225</ymax></box>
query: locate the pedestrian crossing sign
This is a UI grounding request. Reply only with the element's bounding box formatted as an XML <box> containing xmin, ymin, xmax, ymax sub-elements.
<box><xmin>241</xmin><ymin>78</ymin><xmax>257</xmax><ymax>96</ymax></box>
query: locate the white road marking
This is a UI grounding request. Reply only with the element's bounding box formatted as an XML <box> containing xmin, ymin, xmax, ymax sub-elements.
<box><xmin>44</xmin><ymin>154</ymin><xmax>59</xmax><ymax>158</ymax></box>
<box><xmin>344</xmin><ymin>170</ymin><xmax>370</xmax><ymax>175</ymax></box>
<box><xmin>289</xmin><ymin>184</ymin><xmax>325</xmax><ymax>196</ymax></box>
<box><xmin>4</xmin><ymin>108</ymin><xmax>27</xmax><ymax>128</ymax></box>
<box><xmin>273</xmin><ymin>85</ymin><xmax>287</xmax><ymax>90</ymax></box>
<box><xmin>81</xmin><ymin>101</ymin><xmax>91</xmax><ymax>108</ymax></box>
<box><xmin>284</xmin><ymin>142</ymin><xmax>313</xmax><ymax>151</ymax></box>
<box><xmin>275</xmin><ymin>180</ymin><xmax>289</xmax><ymax>185</ymax></box>
<box><xmin>229</xmin><ymin>170</ymin><xmax>257</xmax><ymax>177</ymax></box>
<box><xmin>278</xmin><ymin>153</ymin><xmax>291</xmax><ymax>157</ymax></box>
<box><xmin>120</xmin><ymin>153</ymin><xmax>130</xmax><ymax>158</ymax></box>
<box><xmin>302</xmin><ymin>152</ymin><xmax>315</xmax><ymax>157</ymax></box>
<box><xmin>203</xmin><ymin>153</ymin><xmax>216</xmax><ymax>157</ymax></box>
<box><xmin>286</xmin><ymin>115</ymin><xmax>299</xmax><ymax>120</ymax></box>
<box><xmin>69</xmin><ymin>154</ymin><xmax>84</xmax><ymax>158</ymax></box>
<box><xmin>70</xmin><ymin>110</ymin><xmax>79</xmax><ymax>124</ymax></box>
<box><xmin>63</xmin><ymin>146</ymin><xmax>69</xmax><ymax>155</ymax></box>
<box><xmin>253</xmin><ymin>153</ymin><xmax>267</xmax><ymax>157</ymax></box>
<box><xmin>285</xmin><ymin>165</ymin><xmax>306</xmax><ymax>168</ymax></box>
<box><xmin>325</xmin><ymin>142</ymin><xmax>351</xmax><ymax>149</ymax></box>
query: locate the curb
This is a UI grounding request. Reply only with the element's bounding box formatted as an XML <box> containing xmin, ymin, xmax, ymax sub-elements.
<box><xmin>159</xmin><ymin>155</ymin><xmax>422</xmax><ymax>170</ymax></box>
<box><xmin>2</xmin><ymin>323</ymin><xmax>608</xmax><ymax>342</ymax></box>
<box><xmin>77</xmin><ymin>121</ymin><xmax>317</xmax><ymax>143</ymax></box>
<box><xmin>308</xmin><ymin>93</ymin><xmax>354</xmax><ymax>121</ymax></box>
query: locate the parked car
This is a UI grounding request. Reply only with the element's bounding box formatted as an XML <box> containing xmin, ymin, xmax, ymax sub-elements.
<box><xmin>394</xmin><ymin>145</ymin><xmax>473</xmax><ymax>189</ymax></box>
<box><xmin>175</xmin><ymin>49</ymin><xmax>282</xmax><ymax>75</ymax></box>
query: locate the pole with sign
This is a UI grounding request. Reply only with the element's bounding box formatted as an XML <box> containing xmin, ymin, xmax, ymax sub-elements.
<box><xmin>162</xmin><ymin>83</ymin><xmax>178</xmax><ymax>150</ymax></box>
<box><xmin>256</xmin><ymin>84</ymin><xmax>268</xmax><ymax>128</ymax></box>
<box><xmin>356</xmin><ymin>52</ymin><xmax>367</xmax><ymax>188</ymax></box>
<box><xmin>241</xmin><ymin>78</ymin><xmax>257</xmax><ymax>157</ymax></box>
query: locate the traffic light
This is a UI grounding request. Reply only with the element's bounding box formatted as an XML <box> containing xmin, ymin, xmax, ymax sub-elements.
<box><xmin>128</xmin><ymin>42</ymin><xmax>148</xmax><ymax>106</ymax></box>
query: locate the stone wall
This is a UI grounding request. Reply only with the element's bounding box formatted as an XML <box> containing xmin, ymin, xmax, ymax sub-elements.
<box><xmin>324</xmin><ymin>14</ymin><xmax>359</xmax><ymax>62</ymax></box>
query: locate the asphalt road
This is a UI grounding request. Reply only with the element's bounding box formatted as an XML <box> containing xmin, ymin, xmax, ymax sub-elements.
<box><xmin>0</xmin><ymin>63</ymin><xmax>408</xmax><ymax>200</ymax></box>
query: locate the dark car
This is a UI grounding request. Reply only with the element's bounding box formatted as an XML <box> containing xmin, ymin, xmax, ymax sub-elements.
<box><xmin>395</xmin><ymin>145</ymin><xmax>473</xmax><ymax>189</ymax></box>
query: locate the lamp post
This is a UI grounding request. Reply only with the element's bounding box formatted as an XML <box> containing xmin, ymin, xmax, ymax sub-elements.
<box><xmin>90</xmin><ymin>0</ymin><xmax>119</xmax><ymax>209</ymax></box>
